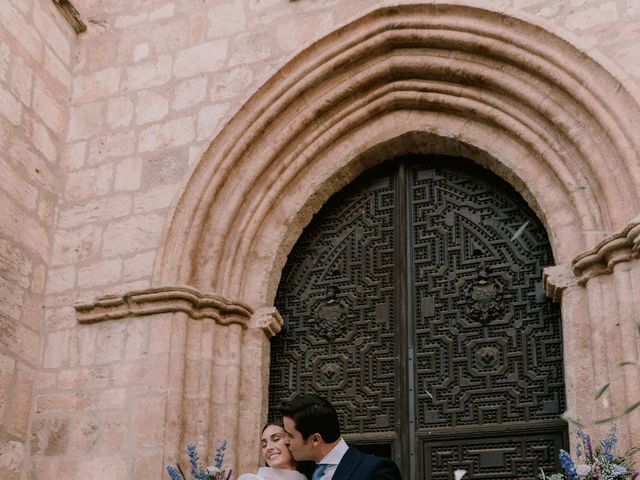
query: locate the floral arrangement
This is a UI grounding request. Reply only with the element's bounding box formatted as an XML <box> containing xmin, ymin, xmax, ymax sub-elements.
<box><xmin>540</xmin><ymin>426</ymin><xmax>639</xmax><ymax>480</ymax></box>
<box><xmin>166</xmin><ymin>440</ymin><xmax>232</xmax><ymax>480</ymax></box>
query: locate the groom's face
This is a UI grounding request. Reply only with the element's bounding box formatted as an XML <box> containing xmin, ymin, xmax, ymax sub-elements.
<box><xmin>283</xmin><ymin>416</ymin><xmax>318</xmax><ymax>462</ymax></box>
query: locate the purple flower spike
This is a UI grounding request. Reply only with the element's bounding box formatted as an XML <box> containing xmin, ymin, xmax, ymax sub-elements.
<box><xmin>582</xmin><ymin>433</ymin><xmax>594</xmax><ymax>461</ymax></box>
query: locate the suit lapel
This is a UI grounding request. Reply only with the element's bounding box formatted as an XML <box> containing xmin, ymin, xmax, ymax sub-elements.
<box><xmin>332</xmin><ymin>447</ymin><xmax>361</xmax><ymax>480</ymax></box>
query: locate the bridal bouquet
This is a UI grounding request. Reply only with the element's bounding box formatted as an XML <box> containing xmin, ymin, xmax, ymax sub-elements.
<box><xmin>166</xmin><ymin>440</ymin><xmax>233</xmax><ymax>480</ymax></box>
<box><xmin>540</xmin><ymin>426</ymin><xmax>639</xmax><ymax>480</ymax></box>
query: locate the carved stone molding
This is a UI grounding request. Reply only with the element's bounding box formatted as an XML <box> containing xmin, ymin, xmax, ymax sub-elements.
<box><xmin>572</xmin><ymin>221</ymin><xmax>640</xmax><ymax>285</ymax></box>
<box><xmin>75</xmin><ymin>285</ymin><xmax>255</xmax><ymax>327</ymax></box>
<box><xmin>544</xmin><ymin>221</ymin><xmax>640</xmax><ymax>300</ymax></box>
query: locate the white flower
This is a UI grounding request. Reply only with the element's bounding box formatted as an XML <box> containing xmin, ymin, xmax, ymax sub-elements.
<box><xmin>207</xmin><ymin>466</ymin><xmax>221</xmax><ymax>474</ymax></box>
<box><xmin>575</xmin><ymin>463</ymin><xmax>591</xmax><ymax>476</ymax></box>
<box><xmin>454</xmin><ymin>469</ymin><xmax>467</xmax><ymax>480</ymax></box>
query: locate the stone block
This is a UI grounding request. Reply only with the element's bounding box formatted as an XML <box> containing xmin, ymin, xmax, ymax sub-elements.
<box><xmin>0</xmin><ymin>85</ymin><xmax>22</xmax><ymax>125</ymax></box>
<box><xmin>209</xmin><ymin>65</ymin><xmax>253</xmax><ymax>101</ymax></box>
<box><xmin>72</xmin><ymin>67</ymin><xmax>121</xmax><ymax>103</ymax></box>
<box><xmin>33</xmin><ymin>79</ymin><xmax>65</xmax><ymax>136</ymax></box>
<box><xmin>208</xmin><ymin>0</ymin><xmax>246</xmax><ymax>38</ymax></box>
<box><xmin>148</xmin><ymin>314</ymin><xmax>172</xmax><ymax>354</ymax></box>
<box><xmin>106</xmin><ymin>96</ymin><xmax>134</xmax><ymax>129</ymax></box>
<box><xmin>564</xmin><ymin>1</ymin><xmax>618</xmax><ymax>30</ymax></box>
<box><xmin>65</xmin><ymin>141</ymin><xmax>86</xmax><ymax>171</ymax></box>
<box><xmin>133</xmin><ymin>396</ymin><xmax>166</xmax><ymax>446</ymax></box>
<box><xmin>43</xmin><ymin>45</ymin><xmax>71</xmax><ymax>90</ymax></box>
<box><xmin>46</xmin><ymin>265</ymin><xmax>76</xmax><ymax>294</ymax></box>
<box><xmin>42</xmin><ymin>329</ymin><xmax>70</xmax><ymax>369</ymax></box>
<box><xmin>121</xmin><ymin>250</ymin><xmax>156</xmax><ymax>281</ymax></box>
<box><xmin>0</xmin><ymin>1</ymin><xmax>41</xmax><ymax>61</ymax></box>
<box><xmin>136</xmin><ymin>89</ymin><xmax>169</xmax><ymax>125</ymax></box>
<box><xmin>0</xmin><ymin>438</ymin><xmax>24</xmax><ymax>480</ymax></box>
<box><xmin>10</xmin><ymin>56</ymin><xmax>32</xmax><ymax>107</ymax></box>
<box><xmin>134</xmin><ymin>451</ymin><xmax>164</xmax><ymax>478</ymax></box>
<box><xmin>0</xmin><ymin>189</ymin><xmax>49</xmax><ymax>260</ymax></box>
<box><xmin>112</xmin><ymin>363</ymin><xmax>148</xmax><ymax>386</ymax></box>
<box><xmin>0</xmin><ymin>157</ymin><xmax>38</xmax><ymax>210</ymax></box>
<box><xmin>173</xmin><ymin>76</ymin><xmax>207</xmax><ymax>111</ymax></box>
<box><xmin>57</xmin><ymin>367</ymin><xmax>111</xmax><ymax>390</ymax></box>
<box><xmin>0</xmin><ymin>42</ymin><xmax>8</xmax><ymax>82</ymax></box>
<box><xmin>149</xmin><ymin>3</ymin><xmax>176</xmax><ymax>21</ymax></box>
<box><xmin>142</xmin><ymin>149</ymin><xmax>188</xmax><ymax>187</ymax></box>
<box><xmin>173</xmin><ymin>39</ymin><xmax>228</xmax><ymax>79</ymax></box>
<box><xmin>125</xmin><ymin>318</ymin><xmax>148</xmax><ymax>360</ymax></box>
<box><xmin>99</xmin><ymin>388</ymin><xmax>127</xmax><ymax>410</ymax></box>
<box><xmin>89</xmin><ymin>130</ymin><xmax>137</xmax><ymax>165</ymax></box>
<box><xmin>95</xmin><ymin>323</ymin><xmax>126</xmax><ymax>364</ymax></box>
<box><xmin>9</xmin><ymin>137</ymin><xmax>57</xmax><ymax>193</ymax></box>
<box><xmin>115</xmin><ymin>156</ymin><xmax>143</xmax><ymax>191</ymax></box>
<box><xmin>64</xmin><ymin>164</ymin><xmax>114</xmax><ymax>202</ymax></box>
<box><xmin>133</xmin><ymin>42</ymin><xmax>150</xmax><ymax>63</ymax></box>
<box><xmin>0</xmin><ymin>237</ymin><xmax>33</xmax><ymax>289</ymax></box>
<box><xmin>68</xmin><ymin>326</ymin><xmax>96</xmax><ymax>367</ymax></box>
<box><xmin>150</xmin><ymin>18</ymin><xmax>189</xmax><ymax>54</ymax></box>
<box><xmin>102</xmin><ymin>412</ymin><xmax>127</xmax><ymax>453</ymax></box>
<box><xmin>32</xmin><ymin>3</ymin><xmax>70</xmax><ymax>65</ymax></box>
<box><xmin>102</xmin><ymin>213</ymin><xmax>165</xmax><ymax>257</ymax></box>
<box><xmin>20</xmin><ymin>292</ymin><xmax>45</xmax><ymax>331</ymax></box>
<box><xmin>9</xmin><ymin>363</ymin><xmax>34</xmax><ymax>437</ymax></box>
<box><xmin>124</xmin><ymin>54</ymin><xmax>172</xmax><ymax>91</ymax></box>
<box><xmin>32</xmin><ymin>120</ymin><xmax>57</xmax><ymax>164</ymax></box>
<box><xmin>0</xmin><ymin>276</ymin><xmax>24</xmax><ymax>320</ymax></box>
<box><xmin>197</xmin><ymin>104</ymin><xmax>229</xmax><ymax>141</ymax></box>
<box><xmin>78</xmin><ymin>257</ymin><xmax>122</xmax><ymax>288</ymax></box>
<box><xmin>0</xmin><ymin>353</ymin><xmax>16</xmax><ymax>422</ymax></box>
<box><xmin>51</xmin><ymin>224</ymin><xmax>102</xmax><ymax>266</ymax></box>
<box><xmin>30</xmin><ymin>416</ymin><xmax>70</xmax><ymax>456</ymax></box>
<box><xmin>57</xmin><ymin>194</ymin><xmax>132</xmax><ymax>229</ymax></box>
<box><xmin>138</xmin><ymin>116</ymin><xmax>195</xmax><ymax>152</ymax></box>
<box><xmin>44</xmin><ymin>306</ymin><xmax>76</xmax><ymax>332</ymax></box>
<box><xmin>68</xmin><ymin>100</ymin><xmax>104</xmax><ymax>141</ymax></box>
<box><xmin>57</xmin><ymin>457</ymin><xmax>127</xmax><ymax>479</ymax></box>
<box><xmin>68</xmin><ymin>415</ymin><xmax>100</xmax><ymax>454</ymax></box>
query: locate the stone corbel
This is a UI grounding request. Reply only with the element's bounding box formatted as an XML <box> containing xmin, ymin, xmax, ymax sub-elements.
<box><xmin>249</xmin><ymin>307</ymin><xmax>283</xmax><ymax>337</ymax></box>
<box><xmin>542</xmin><ymin>264</ymin><xmax>577</xmax><ymax>302</ymax></box>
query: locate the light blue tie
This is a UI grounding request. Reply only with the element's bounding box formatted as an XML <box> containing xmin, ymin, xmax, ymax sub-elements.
<box><xmin>312</xmin><ymin>463</ymin><xmax>329</xmax><ymax>480</ymax></box>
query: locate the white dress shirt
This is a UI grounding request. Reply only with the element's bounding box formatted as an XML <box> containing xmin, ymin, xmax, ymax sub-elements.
<box><xmin>316</xmin><ymin>438</ymin><xmax>349</xmax><ymax>480</ymax></box>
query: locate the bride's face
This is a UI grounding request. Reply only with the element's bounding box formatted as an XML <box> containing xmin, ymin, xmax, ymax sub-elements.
<box><xmin>261</xmin><ymin>424</ymin><xmax>295</xmax><ymax>469</ymax></box>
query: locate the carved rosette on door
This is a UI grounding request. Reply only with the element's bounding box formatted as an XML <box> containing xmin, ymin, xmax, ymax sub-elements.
<box><xmin>269</xmin><ymin>156</ymin><xmax>567</xmax><ymax>479</ymax></box>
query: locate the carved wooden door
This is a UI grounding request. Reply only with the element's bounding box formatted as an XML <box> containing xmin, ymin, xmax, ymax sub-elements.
<box><xmin>269</xmin><ymin>156</ymin><xmax>567</xmax><ymax>479</ymax></box>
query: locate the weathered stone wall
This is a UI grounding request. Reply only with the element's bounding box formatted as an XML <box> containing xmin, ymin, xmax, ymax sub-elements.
<box><xmin>0</xmin><ymin>1</ymin><xmax>74</xmax><ymax>478</ymax></box>
<box><xmin>1</xmin><ymin>1</ymin><xmax>640</xmax><ymax>479</ymax></box>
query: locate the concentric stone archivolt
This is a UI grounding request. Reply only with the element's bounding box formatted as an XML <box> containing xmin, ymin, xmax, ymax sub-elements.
<box><xmin>156</xmin><ymin>3</ymin><xmax>640</xmax><ymax>309</ymax></box>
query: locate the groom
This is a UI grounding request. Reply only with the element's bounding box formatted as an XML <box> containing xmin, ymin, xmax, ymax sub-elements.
<box><xmin>281</xmin><ymin>394</ymin><xmax>401</xmax><ymax>480</ymax></box>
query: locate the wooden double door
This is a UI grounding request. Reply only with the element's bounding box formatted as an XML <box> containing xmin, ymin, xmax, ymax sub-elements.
<box><xmin>269</xmin><ymin>156</ymin><xmax>568</xmax><ymax>479</ymax></box>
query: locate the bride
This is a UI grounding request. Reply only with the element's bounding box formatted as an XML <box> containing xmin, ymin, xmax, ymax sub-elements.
<box><xmin>240</xmin><ymin>421</ymin><xmax>308</xmax><ymax>480</ymax></box>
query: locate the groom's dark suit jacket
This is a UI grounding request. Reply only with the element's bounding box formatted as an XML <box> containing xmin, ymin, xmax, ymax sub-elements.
<box><xmin>332</xmin><ymin>447</ymin><xmax>401</xmax><ymax>480</ymax></box>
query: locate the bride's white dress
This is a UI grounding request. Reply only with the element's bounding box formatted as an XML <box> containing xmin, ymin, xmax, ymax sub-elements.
<box><xmin>255</xmin><ymin>467</ymin><xmax>308</xmax><ymax>480</ymax></box>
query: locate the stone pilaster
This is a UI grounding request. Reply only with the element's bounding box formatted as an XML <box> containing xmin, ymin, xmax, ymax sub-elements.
<box><xmin>544</xmin><ymin>221</ymin><xmax>640</xmax><ymax>452</ymax></box>
<box><xmin>60</xmin><ymin>286</ymin><xmax>280</xmax><ymax>479</ymax></box>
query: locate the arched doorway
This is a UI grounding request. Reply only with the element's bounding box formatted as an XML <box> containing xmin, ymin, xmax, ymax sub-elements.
<box><xmin>269</xmin><ymin>156</ymin><xmax>567</xmax><ymax>479</ymax></box>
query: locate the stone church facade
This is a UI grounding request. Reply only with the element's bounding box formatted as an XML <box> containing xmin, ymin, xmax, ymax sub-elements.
<box><xmin>1</xmin><ymin>0</ymin><xmax>640</xmax><ymax>478</ymax></box>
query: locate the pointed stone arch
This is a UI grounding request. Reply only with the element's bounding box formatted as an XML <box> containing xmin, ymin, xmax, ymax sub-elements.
<box><xmin>143</xmin><ymin>2</ymin><xmax>640</xmax><ymax>471</ymax></box>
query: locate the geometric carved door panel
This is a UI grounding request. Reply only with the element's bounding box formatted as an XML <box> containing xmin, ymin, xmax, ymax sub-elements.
<box><xmin>269</xmin><ymin>156</ymin><xmax>567</xmax><ymax>479</ymax></box>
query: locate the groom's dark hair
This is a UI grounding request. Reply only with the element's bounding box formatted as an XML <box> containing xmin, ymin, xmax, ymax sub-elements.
<box><xmin>280</xmin><ymin>393</ymin><xmax>340</xmax><ymax>443</ymax></box>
